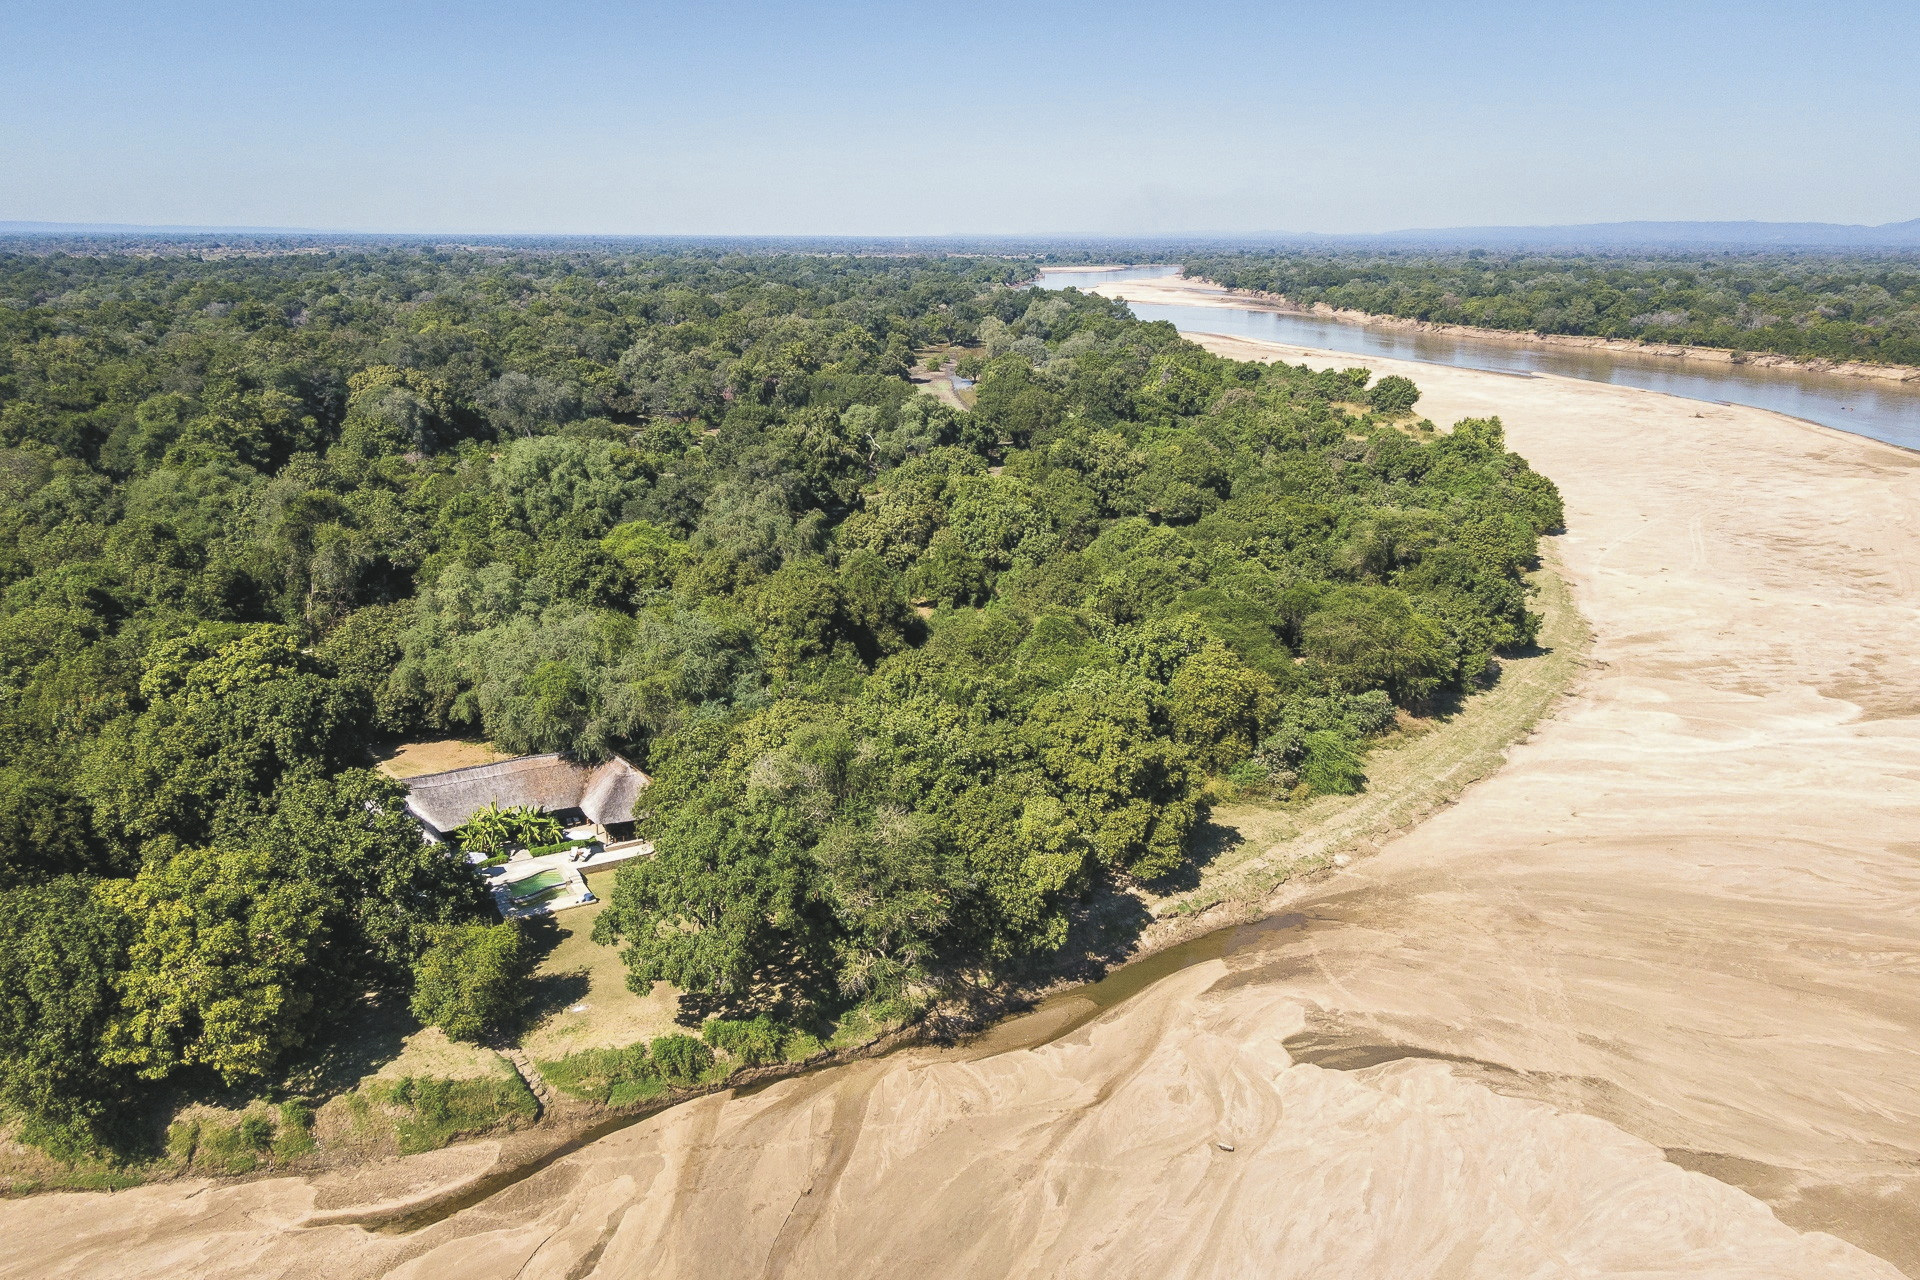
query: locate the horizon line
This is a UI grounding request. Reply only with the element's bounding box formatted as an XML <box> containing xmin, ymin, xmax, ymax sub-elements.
<box><xmin>4</xmin><ymin>216</ymin><xmax>1919</xmax><ymax>241</ymax></box>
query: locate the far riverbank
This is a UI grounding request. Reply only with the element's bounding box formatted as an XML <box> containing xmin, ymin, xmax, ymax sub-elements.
<box><xmin>1046</xmin><ymin>268</ymin><xmax>1920</xmax><ymax>450</ymax></box>
<box><xmin>1058</xmin><ymin>267</ymin><xmax>1920</xmax><ymax>385</ymax></box>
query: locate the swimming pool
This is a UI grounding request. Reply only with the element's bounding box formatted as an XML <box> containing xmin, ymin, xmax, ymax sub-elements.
<box><xmin>506</xmin><ymin>869</ymin><xmax>568</xmax><ymax>901</ymax></box>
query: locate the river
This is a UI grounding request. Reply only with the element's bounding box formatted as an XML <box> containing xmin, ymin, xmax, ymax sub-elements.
<box><xmin>1035</xmin><ymin>266</ymin><xmax>1920</xmax><ymax>450</ymax></box>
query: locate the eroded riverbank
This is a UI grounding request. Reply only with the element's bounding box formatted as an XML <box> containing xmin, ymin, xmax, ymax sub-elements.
<box><xmin>5</xmin><ymin>351</ymin><xmax>1918</xmax><ymax>1278</ymax></box>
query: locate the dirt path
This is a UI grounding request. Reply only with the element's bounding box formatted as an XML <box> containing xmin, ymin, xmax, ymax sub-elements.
<box><xmin>6</xmin><ymin>351</ymin><xmax>1918</xmax><ymax>1278</ymax></box>
<box><xmin>909</xmin><ymin>362</ymin><xmax>968</xmax><ymax>411</ymax></box>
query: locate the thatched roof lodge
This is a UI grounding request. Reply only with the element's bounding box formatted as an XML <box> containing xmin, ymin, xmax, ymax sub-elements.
<box><xmin>404</xmin><ymin>753</ymin><xmax>650</xmax><ymax>844</ymax></box>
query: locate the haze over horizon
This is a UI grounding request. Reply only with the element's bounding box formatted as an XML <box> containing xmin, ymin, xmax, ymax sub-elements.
<box><xmin>5</xmin><ymin>0</ymin><xmax>1917</xmax><ymax>237</ymax></box>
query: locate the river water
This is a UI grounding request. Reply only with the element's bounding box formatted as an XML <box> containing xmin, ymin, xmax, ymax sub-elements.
<box><xmin>1036</xmin><ymin>266</ymin><xmax>1920</xmax><ymax>450</ymax></box>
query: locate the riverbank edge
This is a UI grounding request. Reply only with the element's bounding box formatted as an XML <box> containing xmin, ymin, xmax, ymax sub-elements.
<box><xmin>1084</xmin><ymin>544</ymin><xmax>1592</xmax><ymax>970</ymax></box>
<box><xmin>1113</xmin><ymin>272</ymin><xmax>1920</xmax><ymax>385</ymax></box>
<box><xmin>30</xmin><ymin>549</ymin><xmax>1586</xmax><ymax>1222</ymax></box>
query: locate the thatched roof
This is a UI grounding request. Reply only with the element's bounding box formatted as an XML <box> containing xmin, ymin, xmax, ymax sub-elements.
<box><xmin>580</xmin><ymin>758</ymin><xmax>648</xmax><ymax>826</ymax></box>
<box><xmin>404</xmin><ymin>752</ymin><xmax>650</xmax><ymax>836</ymax></box>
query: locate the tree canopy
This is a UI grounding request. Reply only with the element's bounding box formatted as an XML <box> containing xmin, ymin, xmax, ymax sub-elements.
<box><xmin>0</xmin><ymin>245</ymin><xmax>1561</xmax><ymax>1149</ymax></box>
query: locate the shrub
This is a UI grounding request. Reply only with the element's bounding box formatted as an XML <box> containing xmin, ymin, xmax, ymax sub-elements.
<box><xmin>607</xmin><ymin>1075</ymin><xmax>667</xmax><ymax>1107</ymax></box>
<box><xmin>649</xmin><ymin>1033</ymin><xmax>714</xmax><ymax>1085</ymax></box>
<box><xmin>701</xmin><ymin>1015</ymin><xmax>787</xmax><ymax>1067</ymax></box>
<box><xmin>379</xmin><ymin>1072</ymin><xmax>538</xmax><ymax>1154</ymax></box>
<box><xmin>274</xmin><ymin>1101</ymin><xmax>316</xmax><ymax>1159</ymax></box>
<box><xmin>1223</xmin><ymin>758</ymin><xmax>1278</xmax><ymax>800</ymax></box>
<box><xmin>1297</xmin><ymin>731</ymin><xmax>1366</xmax><ymax>795</ymax></box>
<box><xmin>1367</xmin><ymin>374</ymin><xmax>1421</xmax><ymax>416</ymax></box>
<box><xmin>410</xmin><ymin>922</ymin><xmax>532</xmax><ymax>1042</ymax></box>
<box><xmin>780</xmin><ymin>1030</ymin><xmax>825</xmax><ymax>1062</ymax></box>
<box><xmin>194</xmin><ymin>1120</ymin><xmax>263</xmax><ymax>1174</ymax></box>
<box><xmin>165</xmin><ymin>1120</ymin><xmax>199</xmax><ymax>1164</ymax></box>
<box><xmin>524</xmin><ymin>839</ymin><xmax>593</xmax><ymax>858</ymax></box>
<box><xmin>537</xmin><ymin>1043</ymin><xmax>655</xmax><ymax>1104</ymax></box>
<box><xmin>238</xmin><ymin>1112</ymin><xmax>274</xmax><ymax>1150</ymax></box>
<box><xmin>456</xmin><ymin>803</ymin><xmax>565</xmax><ymax>856</ymax></box>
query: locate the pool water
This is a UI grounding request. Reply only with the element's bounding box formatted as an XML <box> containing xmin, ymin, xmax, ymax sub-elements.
<box><xmin>516</xmin><ymin>884</ymin><xmax>575</xmax><ymax>908</ymax></box>
<box><xmin>507</xmin><ymin>869</ymin><xmax>568</xmax><ymax>900</ymax></box>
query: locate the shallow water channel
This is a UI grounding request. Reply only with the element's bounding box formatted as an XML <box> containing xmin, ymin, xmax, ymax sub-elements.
<box><xmin>1036</xmin><ymin>266</ymin><xmax>1920</xmax><ymax>450</ymax></box>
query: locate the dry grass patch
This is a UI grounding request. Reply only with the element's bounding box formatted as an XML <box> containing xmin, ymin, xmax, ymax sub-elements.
<box><xmin>376</xmin><ymin>738</ymin><xmax>511</xmax><ymax>780</ymax></box>
<box><xmin>363</xmin><ymin>1026</ymin><xmax>508</xmax><ymax>1084</ymax></box>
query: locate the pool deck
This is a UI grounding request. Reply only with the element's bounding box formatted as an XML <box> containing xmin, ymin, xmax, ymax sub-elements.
<box><xmin>483</xmin><ymin>839</ymin><xmax>654</xmax><ymax>919</ymax></box>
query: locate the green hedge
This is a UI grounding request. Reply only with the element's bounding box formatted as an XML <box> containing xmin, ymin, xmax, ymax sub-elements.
<box><xmin>525</xmin><ymin>839</ymin><xmax>594</xmax><ymax>857</ymax></box>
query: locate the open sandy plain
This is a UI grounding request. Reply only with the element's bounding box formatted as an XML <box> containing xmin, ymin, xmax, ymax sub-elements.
<box><xmin>6</xmin><ymin>337</ymin><xmax>1919</xmax><ymax>1278</ymax></box>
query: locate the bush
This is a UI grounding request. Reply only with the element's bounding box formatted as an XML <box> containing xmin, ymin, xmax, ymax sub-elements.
<box><xmin>702</xmin><ymin>1015</ymin><xmax>786</xmax><ymax>1067</ymax></box>
<box><xmin>1222</xmin><ymin>758</ymin><xmax>1278</xmax><ymax>800</ymax></box>
<box><xmin>238</xmin><ymin>1112</ymin><xmax>274</xmax><ymax>1150</ymax></box>
<box><xmin>194</xmin><ymin>1119</ymin><xmax>265</xmax><ymax>1174</ymax></box>
<box><xmin>273</xmin><ymin>1101</ymin><xmax>316</xmax><ymax>1159</ymax></box>
<box><xmin>379</xmin><ymin>1072</ymin><xmax>538</xmax><ymax>1154</ymax></box>
<box><xmin>1367</xmin><ymin>374</ymin><xmax>1421</xmax><ymax>416</ymax></box>
<box><xmin>1254</xmin><ymin>691</ymin><xmax>1396</xmax><ymax>798</ymax></box>
<box><xmin>537</xmin><ymin>1043</ymin><xmax>656</xmax><ymax>1104</ymax></box>
<box><xmin>780</xmin><ymin>1029</ymin><xmax>825</xmax><ymax>1062</ymax></box>
<box><xmin>607</xmin><ymin>1075</ymin><xmax>667</xmax><ymax>1107</ymax></box>
<box><xmin>649</xmin><ymin>1033</ymin><xmax>715</xmax><ymax>1085</ymax></box>
<box><xmin>409</xmin><ymin>922</ymin><xmax>532</xmax><ymax>1042</ymax></box>
<box><xmin>456</xmin><ymin>803</ymin><xmax>565</xmax><ymax>856</ymax></box>
<box><xmin>166</xmin><ymin>1120</ymin><xmax>199</xmax><ymax>1164</ymax></box>
<box><xmin>1297</xmin><ymin>730</ymin><xmax>1366</xmax><ymax>795</ymax></box>
<box><xmin>524</xmin><ymin>839</ymin><xmax>593</xmax><ymax>858</ymax></box>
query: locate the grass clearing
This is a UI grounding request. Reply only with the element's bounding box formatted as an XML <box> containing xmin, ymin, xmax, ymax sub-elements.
<box><xmin>518</xmin><ymin>867</ymin><xmax>684</xmax><ymax>1063</ymax></box>
<box><xmin>364</xmin><ymin>1025</ymin><xmax>510</xmax><ymax>1084</ymax></box>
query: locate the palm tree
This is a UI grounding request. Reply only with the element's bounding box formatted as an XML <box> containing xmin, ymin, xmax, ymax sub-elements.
<box><xmin>458</xmin><ymin>803</ymin><xmax>564</xmax><ymax>855</ymax></box>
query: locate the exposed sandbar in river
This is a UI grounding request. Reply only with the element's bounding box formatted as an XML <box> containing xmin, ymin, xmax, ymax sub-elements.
<box><xmin>5</xmin><ymin>346</ymin><xmax>1918</xmax><ymax>1278</ymax></box>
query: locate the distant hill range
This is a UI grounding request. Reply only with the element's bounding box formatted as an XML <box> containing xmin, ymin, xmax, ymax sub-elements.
<box><xmin>0</xmin><ymin>221</ymin><xmax>324</xmax><ymax>235</ymax></box>
<box><xmin>3</xmin><ymin>218</ymin><xmax>1918</xmax><ymax>253</ymax></box>
<box><xmin>1341</xmin><ymin>218</ymin><xmax>1920</xmax><ymax>250</ymax></box>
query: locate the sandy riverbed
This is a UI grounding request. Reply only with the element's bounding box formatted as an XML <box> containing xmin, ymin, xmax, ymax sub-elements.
<box><xmin>6</xmin><ymin>348</ymin><xmax>1919</xmax><ymax>1279</ymax></box>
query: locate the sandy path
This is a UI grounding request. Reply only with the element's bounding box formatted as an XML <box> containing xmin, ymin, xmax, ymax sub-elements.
<box><xmin>7</xmin><ymin>348</ymin><xmax>1920</xmax><ymax>1278</ymax></box>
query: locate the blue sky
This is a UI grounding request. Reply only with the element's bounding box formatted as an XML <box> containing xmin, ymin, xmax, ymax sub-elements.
<box><xmin>3</xmin><ymin>0</ymin><xmax>1916</xmax><ymax>235</ymax></box>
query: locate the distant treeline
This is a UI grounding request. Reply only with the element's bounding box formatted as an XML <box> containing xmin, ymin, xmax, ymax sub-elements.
<box><xmin>1180</xmin><ymin>252</ymin><xmax>1920</xmax><ymax>367</ymax></box>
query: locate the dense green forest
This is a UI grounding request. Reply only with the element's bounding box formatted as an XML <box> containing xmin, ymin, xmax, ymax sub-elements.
<box><xmin>0</xmin><ymin>246</ymin><xmax>1559</xmax><ymax>1155</ymax></box>
<box><xmin>1180</xmin><ymin>252</ymin><xmax>1920</xmax><ymax>366</ymax></box>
